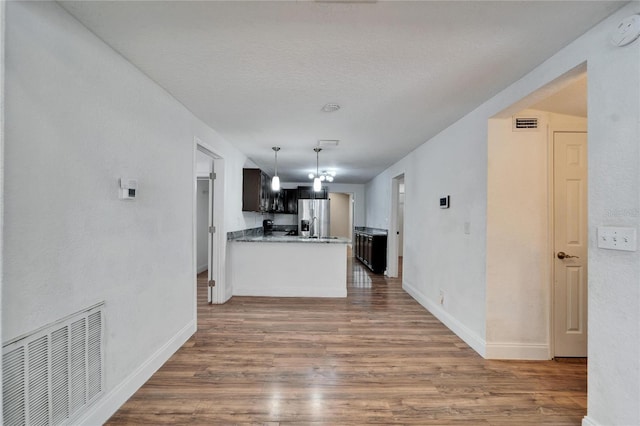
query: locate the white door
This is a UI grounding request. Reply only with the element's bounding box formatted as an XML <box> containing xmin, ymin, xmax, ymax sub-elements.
<box><xmin>553</xmin><ymin>131</ymin><xmax>588</xmax><ymax>357</ymax></box>
<box><xmin>207</xmin><ymin>169</ymin><xmax>215</xmax><ymax>304</ymax></box>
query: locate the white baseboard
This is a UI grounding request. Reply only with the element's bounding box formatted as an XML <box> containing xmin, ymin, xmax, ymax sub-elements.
<box><xmin>197</xmin><ymin>263</ymin><xmax>208</xmax><ymax>274</ymax></box>
<box><xmin>76</xmin><ymin>320</ymin><xmax>196</xmax><ymax>425</ymax></box>
<box><xmin>403</xmin><ymin>279</ymin><xmax>486</xmax><ymax>357</ymax></box>
<box><xmin>582</xmin><ymin>416</ymin><xmax>599</xmax><ymax>426</ymax></box>
<box><xmin>485</xmin><ymin>342</ymin><xmax>550</xmax><ymax>360</ymax></box>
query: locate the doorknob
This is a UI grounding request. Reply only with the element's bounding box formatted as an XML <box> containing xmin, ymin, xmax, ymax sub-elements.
<box><xmin>557</xmin><ymin>251</ymin><xmax>579</xmax><ymax>259</ymax></box>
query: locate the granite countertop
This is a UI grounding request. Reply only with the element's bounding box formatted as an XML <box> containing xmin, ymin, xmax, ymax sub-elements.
<box><xmin>231</xmin><ymin>234</ymin><xmax>350</xmax><ymax>244</ymax></box>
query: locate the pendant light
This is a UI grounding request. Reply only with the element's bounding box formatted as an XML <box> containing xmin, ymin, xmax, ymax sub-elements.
<box><xmin>313</xmin><ymin>147</ymin><xmax>322</xmax><ymax>192</ymax></box>
<box><xmin>271</xmin><ymin>146</ymin><xmax>281</xmax><ymax>191</ymax></box>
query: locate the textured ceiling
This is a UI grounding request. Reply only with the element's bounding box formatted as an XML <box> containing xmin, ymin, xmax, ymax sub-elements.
<box><xmin>60</xmin><ymin>1</ymin><xmax>623</xmax><ymax>183</ymax></box>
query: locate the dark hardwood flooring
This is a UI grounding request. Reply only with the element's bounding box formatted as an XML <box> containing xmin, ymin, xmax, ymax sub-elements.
<box><xmin>107</xmin><ymin>254</ymin><xmax>587</xmax><ymax>425</ymax></box>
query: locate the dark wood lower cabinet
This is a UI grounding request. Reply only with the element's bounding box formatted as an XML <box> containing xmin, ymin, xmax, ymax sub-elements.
<box><xmin>354</xmin><ymin>230</ymin><xmax>387</xmax><ymax>274</ymax></box>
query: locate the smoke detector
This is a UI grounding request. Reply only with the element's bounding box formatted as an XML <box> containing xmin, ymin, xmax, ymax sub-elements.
<box><xmin>611</xmin><ymin>14</ymin><xmax>640</xmax><ymax>47</ymax></box>
<box><xmin>321</xmin><ymin>103</ymin><xmax>341</xmax><ymax>112</ymax></box>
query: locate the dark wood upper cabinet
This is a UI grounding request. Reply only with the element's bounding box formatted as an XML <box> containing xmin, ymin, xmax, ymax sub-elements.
<box><xmin>242</xmin><ymin>168</ymin><xmax>273</xmax><ymax>212</ymax></box>
<box><xmin>297</xmin><ymin>185</ymin><xmax>328</xmax><ymax>200</ymax></box>
<box><xmin>283</xmin><ymin>188</ymin><xmax>298</xmax><ymax>214</ymax></box>
<box><xmin>243</xmin><ymin>170</ymin><xmax>329</xmax><ymax>213</ymax></box>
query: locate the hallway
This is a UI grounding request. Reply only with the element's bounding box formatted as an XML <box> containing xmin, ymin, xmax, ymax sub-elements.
<box><xmin>107</xmin><ymin>256</ymin><xmax>587</xmax><ymax>424</ymax></box>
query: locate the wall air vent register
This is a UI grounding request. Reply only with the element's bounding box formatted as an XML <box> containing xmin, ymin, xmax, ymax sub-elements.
<box><xmin>3</xmin><ymin>303</ymin><xmax>104</xmax><ymax>426</ymax></box>
<box><xmin>512</xmin><ymin>116</ymin><xmax>539</xmax><ymax>131</ymax></box>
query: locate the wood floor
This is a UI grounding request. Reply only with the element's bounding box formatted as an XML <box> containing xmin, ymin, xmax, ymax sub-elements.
<box><xmin>107</xmin><ymin>255</ymin><xmax>587</xmax><ymax>425</ymax></box>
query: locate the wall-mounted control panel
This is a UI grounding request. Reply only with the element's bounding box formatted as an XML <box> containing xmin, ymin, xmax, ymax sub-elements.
<box><xmin>119</xmin><ymin>178</ymin><xmax>138</xmax><ymax>200</ymax></box>
<box><xmin>440</xmin><ymin>196</ymin><xmax>450</xmax><ymax>209</ymax></box>
<box><xmin>597</xmin><ymin>226</ymin><xmax>637</xmax><ymax>251</ymax></box>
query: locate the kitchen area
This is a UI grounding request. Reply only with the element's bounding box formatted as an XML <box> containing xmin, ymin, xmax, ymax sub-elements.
<box><xmin>225</xmin><ymin>167</ymin><xmax>383</xmax><ymax>298</ymax></box>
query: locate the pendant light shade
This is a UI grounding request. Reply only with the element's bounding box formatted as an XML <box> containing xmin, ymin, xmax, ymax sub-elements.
<box><xmin>313</xmin><ymin>147</ymin><xmax>322</xmax><ymax>192</ymax></box>
<box><xmin>271</xmin><ymin>147</ymin><xmax>281</xmax><ymax>191</ymax></box>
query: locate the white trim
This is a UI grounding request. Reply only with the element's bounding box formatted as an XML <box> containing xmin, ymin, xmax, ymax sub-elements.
<box><xmin>582</xmin><ymin>416</ymin><xmax>599</xmax><ymax>426</ymax></box>
<box><xmin>197</xmin><ymin>264</ymin><xmax>208</xmax><ymax>274</ymax></box>
<box><xmin>485</xmin><ymin>342</ymin><xmax>550</xmax><ymax>360</ymax></box>
<box><xmin>75</xmin><ymin>320</ymin><xmax>195</xmax><ymax>425</ymax></box>
<box><xmin>546</xmin><ymin>121</ymin><xmax>556</xmax><ymax>359</ymax></box>
<box><xmin>193</xmin><ymin>138</ymin><xmax>228</xmax><ymax>305</ymax></box>
<box><xmin>387</xmin><ymin>173</ymin><xmax>404</xmax><ymax>278</ymax></box>
<box><xmin>403</xmin><ymin>279</ymin><xmax>486</xmax><ymax>358</ymax></box>
<box><xmin>0</xmin><ymin>2</ymin><xmax>6</xmax><ymax>422</ymax></box>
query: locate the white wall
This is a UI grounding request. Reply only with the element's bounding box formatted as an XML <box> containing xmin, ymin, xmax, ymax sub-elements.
<box><xmin>365</xmin><ymin>4</ymin><xmax>640</xmax><ymax>424</ymax></box>
<box><xmin>584</xmin><ymin>8</ymin><xmax>640</xmax><ymax>424</ymax></box>
<box><xmin>3</xmin><ymin>1</ymin><xmax>253</xmax><ymax>422</ymax></box>
<box><xmin>486</xmin><ymin>110</ymin><xmax>587</xmax><ymax>359</ymax></box>
<box><xmin>366</xmin><ymin>120</ymin><xmax>489</xmax><ymax>354</ymax></box>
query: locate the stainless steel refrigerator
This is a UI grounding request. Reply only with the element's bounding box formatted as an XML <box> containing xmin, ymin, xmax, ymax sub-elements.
<box><xmin>298</xmin><ymin>199</ymin><xmax>330</xmax><ymax>238</ymax></box>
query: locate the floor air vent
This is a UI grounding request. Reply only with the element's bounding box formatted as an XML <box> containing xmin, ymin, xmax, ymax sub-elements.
<box><xmin>3</xmin><ymin>303</ymin><xmax>104</xmax><ymax>426</ymax></box>
<box><xmin>513</xmin><ymin>116</ymin><xmax>539</xmax><ymax>131</ymax></box>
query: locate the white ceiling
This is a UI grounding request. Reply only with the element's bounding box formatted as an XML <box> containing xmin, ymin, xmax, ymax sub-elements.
<box><xmin>531</xmin><ymin>74</ymin><xmax>588</xmax><ymax>117</ymax></box>
<box><xmin>60</xmin><ymin>1</ymin><xmax>623</xmax><ymax>183</ymax></box>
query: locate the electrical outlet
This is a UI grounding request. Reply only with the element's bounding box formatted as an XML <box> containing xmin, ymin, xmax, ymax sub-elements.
<box><xmin>597</xmin><ymin>226</ymin><xmax>637</xmax><ymax>251</ymax></box>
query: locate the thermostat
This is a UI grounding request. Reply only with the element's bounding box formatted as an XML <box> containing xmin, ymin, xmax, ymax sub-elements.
<box><xmin>119</xmin><ymin>178</ymin><xmax>137</xmax><ymax>200</ymax></box>
<box><xmin>440</xmin><ymin>196</ymin><xmax>450</xmax><ymax>209</ymax></box>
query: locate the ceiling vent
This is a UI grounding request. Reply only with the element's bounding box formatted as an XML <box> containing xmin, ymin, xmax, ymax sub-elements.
<box><xmin>317</xmin><ymin>140</ymin><xmax>340</xmax><ymax>148</ymax></box>
<box><xmin>512</xmin><ymin>116</ymin><xmax>540</xmax><ymax>131</ymax></box>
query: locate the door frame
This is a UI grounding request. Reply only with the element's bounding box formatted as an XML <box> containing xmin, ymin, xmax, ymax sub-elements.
<box><xmin>193</xmin><ymin>138</ymin><xmax>227</xmax><ymax>306</ymax></box>
<box><xmin>547</xmin><ymin>126</ymin><xmax>588</xmax><ymax>358</ymax></box>
<box><xmin>387</xmin><ymin>173</ymin><xmax>405</xmax><ymax>278</ymax></box>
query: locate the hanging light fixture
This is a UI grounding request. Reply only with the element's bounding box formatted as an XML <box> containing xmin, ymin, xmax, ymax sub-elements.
<box><xmin>313</xmin><ymin>147</ymin><xmax>322</xmax><ymax>192</ymax></box>
<box><xmin>319</xmin><ymin>170</ymin><xmax>336</xmax><ymax>182</ymax></box>
<box><xmin>271</xmin><ymin>146</ymin><xmax>281</xmax><ymax>191</ymax></box>
<box><xmin>308</xmin><ymin>149</ymin><xmax>337</xmax><ymax>188</ymax></box>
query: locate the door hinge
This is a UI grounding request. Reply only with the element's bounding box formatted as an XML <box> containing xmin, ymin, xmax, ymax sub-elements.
<box><xmin>209</xmin><ymin>226</ymin><xmax>216</xmax><ymax>233</ymax></box>
<box><xmin>210</xmin><ymin>172</ymin><xmax>216</xmax><ymax>180</ymax></box>
<box><xmin>208</xmin><ymin>280</ymin><xmax>216</xmax><ymax>288</ymax></box>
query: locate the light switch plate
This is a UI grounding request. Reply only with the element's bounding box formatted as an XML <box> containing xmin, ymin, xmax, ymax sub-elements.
<box><xmin>597</xmin><ymin>226</ymin><xmax>637</xmax><ymax>251</ymax></box>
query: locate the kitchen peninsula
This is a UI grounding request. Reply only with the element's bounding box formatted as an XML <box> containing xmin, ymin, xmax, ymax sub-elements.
<box><xmin>228</xmin><ymin>234</ymin><xmax>350</xmax><ymax>298</ymax></box>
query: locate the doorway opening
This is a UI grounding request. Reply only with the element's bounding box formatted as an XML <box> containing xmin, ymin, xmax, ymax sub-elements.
<box><xmin>194</xmin><ymin>141</ymin><xmax>226</xmax><ymax>305</ymax></box>
<box><xmin>329</xmin><ymin>192</ymin><xmax>354</xmax><ymax>242</ymax></box>
<box><xmin>486</xmin><ymin>64</ymin><xmax>587</xmax><ymax>359</ymax></box>
<box><xmin>388</xmin><ymin>174</ymin><xmax>405</xmax><ymax>278</ymax></box>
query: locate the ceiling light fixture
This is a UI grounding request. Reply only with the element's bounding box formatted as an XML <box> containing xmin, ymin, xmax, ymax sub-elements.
<box><xmin>321</xmin><ymin>103</ymin><xmax>341</xmax><ymax>112</ymax></box>
<box><xmin>308</xmin><ymin>149</ymin><xmax>337</xmax><ymax>189</ymax></box>
<box><xmin>312</xmin><ymin>148</ymin><xmax>322</xmax><ymax>192</ymax></box>
<box><xmin>319</xmin><ymin>170</ymin><xmax>336</xmax><ymax>183</ymax></box>
<box><xmin>271</xmin><ymin>146</ymin><xmax>281</xmax><ymax>191</ymax></box>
